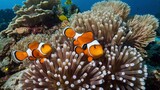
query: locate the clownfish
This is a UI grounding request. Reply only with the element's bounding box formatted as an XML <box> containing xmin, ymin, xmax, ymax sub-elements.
<box><xmin>63</xmin><ymin>27</ymin><xmax>104</xmax><ymax>62</ymax></box>
<box><xmin>12</xmin><ymin>41</ymin><xmax>52</xmax><ymax>63</ymax></box>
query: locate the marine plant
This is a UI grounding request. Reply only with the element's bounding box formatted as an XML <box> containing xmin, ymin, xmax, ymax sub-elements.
<box><xmin>1</xmin><ymin>0</ymin><xmax>159</xmax><ymax>90</ymax></box>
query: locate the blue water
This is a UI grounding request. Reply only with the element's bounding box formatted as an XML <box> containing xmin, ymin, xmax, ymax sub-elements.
<box><xmin>0</xmin><ymin>0</ymin><xmax>160</xmax><ymax>16</ymax></box>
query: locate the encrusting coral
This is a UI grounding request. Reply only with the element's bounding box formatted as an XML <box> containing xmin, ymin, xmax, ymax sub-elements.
<box><xmin>1</xmin><ymin>0</ymin><xmax>159</xmax><ymax>90</ymax></box>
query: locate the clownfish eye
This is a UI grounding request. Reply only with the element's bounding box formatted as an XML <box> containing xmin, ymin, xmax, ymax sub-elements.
<box><xmin>82</xmin><ymin>44</ymin><xmax>87</xmax><ymax>50</ymax></box>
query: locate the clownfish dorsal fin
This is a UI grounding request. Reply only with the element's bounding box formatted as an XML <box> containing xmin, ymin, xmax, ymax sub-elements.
<box><xmin>81</xmin><ymin>32</ymin><xmax>94</xmax><ymax>42</ymax></box>
<box><xmin>28</xmin><ymin>41</ymin><xmax>39</xmax><ymax>51</ymax></box>
<box><xmin>75</xmin><ymin>46</ymin><xmax>84</xmax><ymax>54</ymax></box>
<box><xmin>82</xmin><ymin>32</ymin><xmax>93</xmax><ymax>38</ymax></box>
<box><xmin>12</xmin><ymin>51</ymin><xmax>28</xmax><ymax>63</ymax></box>
<box><xmin>63</xmin><ymin>27</ymin><xmax>76</xmax><ymax>38</ymax></box>
<box><xmin>76</xmin><ymin>32</ymin><xmax>94</xmax><ymax>46</ymax></box>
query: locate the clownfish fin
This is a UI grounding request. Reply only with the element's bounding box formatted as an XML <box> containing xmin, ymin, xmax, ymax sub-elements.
<box><xmin>32</xmin><ymin>49</ymin><xmax>41</xmax><ymax>58</ymax></box>
<box><xmin>75</xmin><ymin>46</ymin><xmax>84</xmax><ymax>54</ymax></box>
<box><xmin>40</xmin><ymin>43</ymin><xmax>52</xmax><ymax>55</ymax></box>
<box><xmin>73</xmin><ymin>40</ymin><xmax>80</xmax><ymax>45</ymax></box>
<box><xmin>79</xmin><ymin>32</ymin><xmax>94</xmax><ymax>43</ymax></box>
<box><xmin>63</xmin><ymin>27</ymin><xmax>76</xmax><ymax>38</ymax></box>
<box><xmin>88</xmin><ymin>56</ymin><xmax>93</xmax><ymax>62</ymax></box>
<box><xmin>82</xmin><ymin>32</ymin><xmax>93</xmax><ymax>39</ymax></box>
<box><xmin>28</xmin><ymin>41</ymin><xmax>39</xmax><ymax>51</ymax></box>
<box><xmin>39</xmin><ymin>58</ymin><xmax>46</xmax><ymax>63</ymax></box>
<box><xmin>28</xmin><ymin>56</ymin><xmax>36</xmax><ymax>61</ymax></box>
<box><xmin>12</xmin><ymin>51</ymin><xmax>28</xmax><ymax>63</ymax></box>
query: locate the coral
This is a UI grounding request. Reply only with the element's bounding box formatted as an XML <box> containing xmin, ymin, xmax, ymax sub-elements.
<box><xmin>1</xmin><ymin>69</ymin><xmax>27</xmax><ymax>90</ymax></box>
<box><xmin>153</xmin><ymin>70</ymin><xmax>160</xmax><ymax>81</ymax></box>
<box><xmin>21</xmin><ymin>42</ymin><xmax>106</xmax><ymax>89</ymax></box>
<box><xmin>1</xmin><ymin>0</ymin><xmax>62</xmax><ymax>36</ymax></box>
<box><xmin>0</xmin><ymin>36</ymin><xmax>15</xmax><ymax>68</ymax></box>
<box><xmin>9</xmin><ymin>27</ymin><xmax>30</xmax><ymax>35</ymax></box>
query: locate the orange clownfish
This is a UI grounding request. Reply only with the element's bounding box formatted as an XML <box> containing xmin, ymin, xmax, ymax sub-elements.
<box><xmin>63</xmin><ymin>27</ymin><xmax>104</xmax><ymax>62</ymax></box>
<box><xmin>12</xmin><ymin>41</ymin><xmax>52</xmax><ymax>63</ymax></box>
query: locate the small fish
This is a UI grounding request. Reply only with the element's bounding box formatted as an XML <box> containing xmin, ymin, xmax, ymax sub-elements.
<box><xmin>12</xmin><ymin>41</ymin><xmax>52</xmax><ymax>63</ymax></box>
<box><xmin>63</xmin><ymin>27</ymin><xmax>104</xmax><ymax>62</ymax></box>
<box><xmin>58</xmin><ymin>14</ymin><xmax>68</xmax><ymax>21</ymax></box>
<box><xmin>65</xmin><ymin>0</ymin><xmax>72</xmax><ymax>5</ymax></box>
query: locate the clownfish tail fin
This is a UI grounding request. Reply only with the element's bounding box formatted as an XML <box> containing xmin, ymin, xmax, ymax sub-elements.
<box><xmin>75</xmin><ymin>46</ymin><xmax>84</xmax><ymax>54</ymax></box>
<box><xmin>12</xmin><ymin>50</ymin><xmax>28</xmax><ymax>63</ymax></box>
<box><xmin>63</xmin><ymin>26</ymin><xmax>76</xmax><ymax>38</ymax></box>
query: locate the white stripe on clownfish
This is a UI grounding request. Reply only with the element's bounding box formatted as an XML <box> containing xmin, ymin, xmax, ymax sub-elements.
<box><xmin>37</xmin><ymin>42</ymin><xmax>46</xmax><ymax>55</ymax></box>
<box><xmin>26</xmin><ymin>49</ymin><xmax>32</xmax><ymax>57</ymax></box>
<box><xmin>73</xmin><ymin>33</ymin><xmax>82</xmax><ymax>40</ymax></box>
<box><xmin>87</xmin><ymin>40</ymin><xmax>100</xmax><ymax>56</ymax></box>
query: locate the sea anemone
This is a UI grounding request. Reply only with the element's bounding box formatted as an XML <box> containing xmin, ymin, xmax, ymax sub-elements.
<box><xmin>125</xmin><ymin>15</ymin><xmax>159</xmax><ymax>56</ymax></box>
<box><xmin>102</xmin><ymin>45</ymin><xmax>147</xmax><ymax>90</ymax></box>
<box><xmin>21</xmin><ymin>43</ymin><xmax>107</xmax><ymax>89</ymax></box>
<box><xmin>91</xmin><ymin>1</ymin><xmax>130</xmax><ymax>19</ymax></box>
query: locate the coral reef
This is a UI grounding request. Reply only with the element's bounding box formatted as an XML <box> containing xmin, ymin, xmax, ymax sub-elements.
<box><xmin>1</xmin><ymin>0</ymin><xmax>62</xmax><ymax>36</ymax></box>
<box><xmin>0</xmin><ymin>0</ymin><xmax>159</xmax><ymax>90</ymax></box>
<box><xmin>0</xmin><ymin>36</ymin><xmax>15</xmax><ymax>69</ymax></box>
